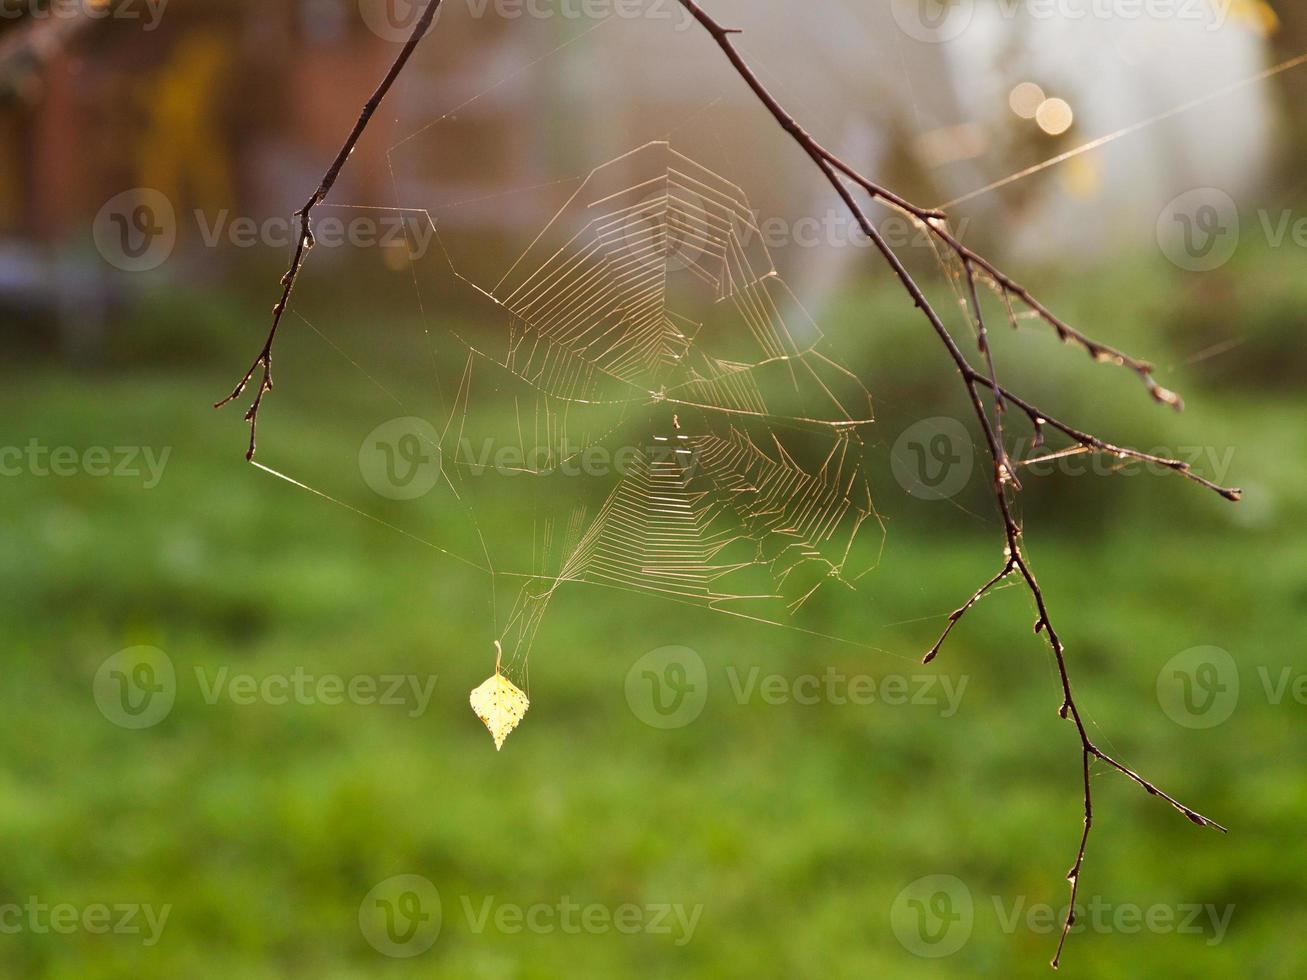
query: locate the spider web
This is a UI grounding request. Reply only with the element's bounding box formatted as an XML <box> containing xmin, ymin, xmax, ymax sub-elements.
<box><xmin>435</xmin><ymin>142</ymin><xmax>880</xmax><ymax>684</ymax></box>
<box><xmin>247</xmin><ymin>10</ymin><xmax>1307</xmax><ymax>694</ymax></box>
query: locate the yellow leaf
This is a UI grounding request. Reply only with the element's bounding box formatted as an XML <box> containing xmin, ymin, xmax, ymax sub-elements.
<box><xmin>469</xmin><ymin>671</ymin><xmax>529</xmax><ymax>751</ymax></box>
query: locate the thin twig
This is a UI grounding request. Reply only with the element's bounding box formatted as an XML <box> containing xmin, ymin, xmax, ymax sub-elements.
<box><xmin>218</xmin><ymin>1</ymin><xmax>1237</xmax><ymax>967</ymax></box>
<box><xmin>820</xmin><ymin>153</ymin><xmax>1184</xmax><ymax>410</ymax></box>
<box><xmin>962</xmin><ymin>258</ymin><xmax>1018</xmax><ymax>491</ymax></box>
<box><xmin>922</xmin><ymin>558</ymin><xmax>1014</xmax><ymax>666</ymax></box>
<box><xmin>669</xmin><ymin>0</ymin><xmax>1232</xmax><ymax>968</ymax></box>
<box><xmin>978</xmin><ymin>377</ymin><xmax>1242</xmax><ymax>501</ymax></box>
<box><xmin>214</xmin><ymin>0</ymin><xmax>445</xmax><ymax>459</ymax></box>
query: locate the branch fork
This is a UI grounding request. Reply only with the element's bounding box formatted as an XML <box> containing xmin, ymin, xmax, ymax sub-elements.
<box><xmin>216</xmin><ymin>1</ymin><xmax>1237</xmax><ymax>966</ymax></box>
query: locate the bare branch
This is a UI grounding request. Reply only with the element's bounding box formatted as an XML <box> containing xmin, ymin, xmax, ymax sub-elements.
<box><xmin>670</xmin><ymin>1</ymin><xmax>1232</xmax><ymax>967</ymax></box>
<box><xmin>214</xmin><ymin>0</ymin><xmax>445</xmax><ymax>460</ymax></box>
<box><xmin>922</xmin><ymin>558</ymin><xmax>1015</xmax><ymax>666</ymax></box>
<box><xmin>217</xmin><ymin>1</ymin><xmax>1237</xmax><ymax>966</ymax></box>
<box><xmin>962</xmin><ymin>258</ymin><xmax>1019</xmax><ymax>491</ymax></box>
<box><xmin>976</xmin><ymin>377</ymin><xmax>1243</xmax><ymax>501</ymax></box>
<box><xmin>819</xmin><ymin>152</ymin><xmax>1184</xmax><ymax>410</ymax></box>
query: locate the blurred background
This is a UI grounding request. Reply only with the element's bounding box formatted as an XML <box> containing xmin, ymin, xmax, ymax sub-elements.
<box><xmin>1</xmin><ymin>0</ymin><xmax>1305</xmax><ymax>976</ymax></box>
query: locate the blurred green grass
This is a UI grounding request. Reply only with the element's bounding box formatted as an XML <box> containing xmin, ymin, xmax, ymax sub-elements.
<box><xmin>1</xmin><ymin>245</ymin><xmax>1305</xmax><ymax>978</ymax></box>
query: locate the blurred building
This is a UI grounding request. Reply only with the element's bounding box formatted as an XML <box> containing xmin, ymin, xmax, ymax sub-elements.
<box><xmin>572</xmin><ymin>1</ymin><xmax>1281</xmax><ymax>262</ymax></box>
<box><xmin>0</xmin><ymin>0</ymin><xmax>1289</xmax><ymax>345</ymax></box>
<box><xmin>1</xmin><ymin>1</ymin><xmax>415</xmax><ymax>240</ymax></box>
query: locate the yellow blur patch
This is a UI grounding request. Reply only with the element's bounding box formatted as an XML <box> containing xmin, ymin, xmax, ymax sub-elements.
<box><xmin>1230</xmin><ymin>0</ymin><xmax>1279</xmax><ymax>36</ymax></box>
<box><xmin>1060</xmin><ymin>154</ymin><xmax>1102</xmax><ymax>199</ymax></box>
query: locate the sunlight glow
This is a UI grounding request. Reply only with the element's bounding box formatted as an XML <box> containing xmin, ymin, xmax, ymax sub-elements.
<box><xmin>1036</xmin><ymin>98</ymin><xmax>1075</xmax><ymax>136</ymax></box>
<box><xmin>1009</xmin><ymin>82</ymin><xmax>1046</xmax><ymax>120</ymax></box>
